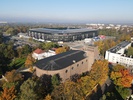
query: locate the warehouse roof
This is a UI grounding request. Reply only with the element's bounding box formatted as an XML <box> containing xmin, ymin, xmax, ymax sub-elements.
<box><xmin>35</xmin><ymin>50</ymin><xmax>87</xmax><ymax>70</ymax></box>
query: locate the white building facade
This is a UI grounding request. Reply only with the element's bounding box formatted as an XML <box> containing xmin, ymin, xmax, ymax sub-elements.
<box><xmin>32</xmin><ymin>48</ymin><xmax>56</xmax><ymax>60</ymax></box>
<box><xmin>105</xmin><ymin>41</ymin><xmax>133</xmax><ymax>66</ymax></box>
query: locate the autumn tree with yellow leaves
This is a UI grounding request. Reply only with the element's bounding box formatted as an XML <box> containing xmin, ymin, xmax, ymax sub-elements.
<box><xmin>44</xmin><ymin>94</ymin><xmax>53</xmax><ymax>100</ymax></box>
<box><xmin>5</xmin><ymin>70</ymin><xmax>23</xmax><ymax>82</ymax></box>
<box><xmin>110</xmin><ymin>64</ymin><xmax>133</xmax><ymax>99</ymax></box>
<box><xmin>51</xmin><ymin>60</ymin><xmax>109</xmax><ymax>99</ymax></box>
<box><xmin>0</xmin><ymin>86</ymin><xmax>16</xmax><ymax>100</ymax></box>
<box><xmin>55</xmin><ymin>47</ymin><xmax>66</xmax><ymax>54</ymax></box>
<box><xmin>94</xmin><ymin>39</ymin><xmax>116</xmax><ymax>55</ymax></box>
<box><xmin>25</xmin><ymin>54</ymin><xmax>36</xmax><ymax>68</ymax></box>
<box><xmin>111</xmin><ymin>69</ymin><xmax>133</xmax><ymax>88</ymax></box>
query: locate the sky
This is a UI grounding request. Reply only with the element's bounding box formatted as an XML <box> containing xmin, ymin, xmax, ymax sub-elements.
<box><xmin>0</xmin><ymin>0</ymin><xmax>133</xmax><ymax>24</ymax></box>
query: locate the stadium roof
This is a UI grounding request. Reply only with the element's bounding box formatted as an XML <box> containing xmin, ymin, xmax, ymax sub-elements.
<box><xmin>29</xmin><ymin>28</ymin><xmax>97</xmax><ymax>34</ymax></box>
<box><xmin>35</xmin><ymin>50</ymin><xmax>87</xmax><ymax>71</ymax></box>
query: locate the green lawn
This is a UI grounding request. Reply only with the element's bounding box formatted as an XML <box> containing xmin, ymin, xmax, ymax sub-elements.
<box><xmin>9</xmin><ymin>58</ymin><xmax>26</xmax><ymax>69</ymax></box>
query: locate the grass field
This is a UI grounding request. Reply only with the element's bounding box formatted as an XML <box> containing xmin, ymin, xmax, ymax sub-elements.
<box><xmin>9</xmin><ymin>58</ymin><xmax>26</xmax><ymax>69</ymax></box>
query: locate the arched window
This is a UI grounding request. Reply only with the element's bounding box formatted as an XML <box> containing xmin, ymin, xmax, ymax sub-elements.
<box><xmin>66</xmin><ymin>70</ymin><xmax>68</xmax><ymax>73</ymax></box>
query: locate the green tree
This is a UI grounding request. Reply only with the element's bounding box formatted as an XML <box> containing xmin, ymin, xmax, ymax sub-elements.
<box><xmin>17</xmin><ymin>44</ymin><xmax>32</xmax><ymax>58</ymax></box>
<box><xmin>0</xmin><ymin>33</ymin><xmax>3</xmax><ymax>44</ymax></box>
<box><xmin>4</xmin><ymin>44</ymin><xmax>15</xmax><ymax>59</ymax></box>
<box><xmin>17</xmin><ymin>47</ymin><xmax>23</xmax><ymax>58</ymax></box>
<box><xmin>40</xmin><ymin>42</ymin><xmax>59</xmax><ymax>50</ymax></box>
<box><xmin>20</xmin><ymin>78</ymin><xmax>41</xmax><ymax>100</ymax></box>
<box><xmin>39</xmin><ymin>74</ymin><xmax>52</xmax><ymax>97</ymax></box>
<box><xmin>127</xmin><ymin>47</ymin><xmax>133</xmax><ymax>56</ymax></box>
<box><xmin>6</xmin><ymin>28</ymin><xmax>14</xmax><ymax>35</ymax></box>
<box><xmin>2</xmin><ymin>82</ymin><xmax>20</xmax><ymax>90</ymax></box>
<box><xmin>22</xmin><ymin>44</ymin><xmax>32</xmax><ymax>56</ymax></box>
<box><xmin>112</xmin><ymin>64</ymin><xmax>125</xmax><ymax>72</ymax></box>
<box><xmin>115</xmin><ymin>86</ymin><xmax>130</xmax><ymax>99</ymax></box>
<box><xmin>100</xmin><ymin>92</ymin><xmax>117</xmax><ymax>100</ymax></box>
<box><xmin>51</xmin><ymin>74</ymin><xmax>60</xmax><ymax>87</ymax></box>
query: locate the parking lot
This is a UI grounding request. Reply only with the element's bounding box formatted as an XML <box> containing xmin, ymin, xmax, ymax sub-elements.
<box><xmin>7</xmin><ymin>35</ymin><xmax>41</xmax><ymax>48</ymax></box>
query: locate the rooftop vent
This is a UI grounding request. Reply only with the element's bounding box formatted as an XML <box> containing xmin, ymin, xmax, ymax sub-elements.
<box><xmin>73</xmin><ymin>60</ymin><xmax>76</xmax><ymax>63</ymax></box>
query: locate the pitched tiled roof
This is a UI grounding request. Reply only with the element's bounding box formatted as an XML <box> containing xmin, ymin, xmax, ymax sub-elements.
<box><xmin>35</xmin><ymin>50</ymin><xmax>87</xmax><ymax>71</ymax></box>
<box><xmin>34</xmin><ymin>48</ymin><xmax>44</xmax><ymax>54</ymax></box>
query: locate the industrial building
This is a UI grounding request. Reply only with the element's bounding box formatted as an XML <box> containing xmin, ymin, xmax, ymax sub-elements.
<box><xmin>34</xmin><ymin>45</ymin><xmax>99</xmax><ymax>82</ymax></box>
<box><xmin>28</xmin><ymin>28</ymin><xmax>98</xmax><ymax>42</ymax></box>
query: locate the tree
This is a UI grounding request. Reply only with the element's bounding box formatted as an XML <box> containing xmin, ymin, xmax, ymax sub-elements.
<box><xmin>100</xmin><ymin>92</ymin><xmax>117</xmax><ymax>100</ymax></box>
<box><xmin>70</xmin><ymin>74</ymin><xmax>80</xmax><ymax>82</ymax></box>
<box><xmin>51</xmin><ymin>74</ymin><xmax>60</xmax><ymax>87</ymax></box>
<box><xmin>6</xmin><ymin>28</ymin><xmax>14</xmax><ymax>35</ymax></box>
<box><xmin>0</xmin><ymin>86</ymin><xmax>16</xmax><ymax>100</ymax></box>
<box><xmin>94</xmin><ymin>39</ymin><xmax>116</xmax><ymax>55</ymax></box>
<box><xmin>119</xmin><ymin>34</ymin><xmax>131</xmax><ymax>41</ymax></box>
<box><xmin>63</xmin><ymin>45</ymin><xmax>70</xmax><ymax>51</ymax></box>
<box><xmin>5</xmin><ymin>70</ymin><xmax>23</xmax><ymax>82</ymax></box>
<box><xmin>51</xmin><ymin>81</ymin><xmax>84</xmax><ymax>100</ymax></box>
<box><xmin>126</xmin><ymin>47</ymin><xmax>133</xmax><ymax>56</ymax></box>
<box><xmin>41</xmin><ymin>42</ymin><xmax>59</xmax><ymax>50</ymax></box>
<box><xmin>0</xmin><ymin>34</ymin><xmax>3</xmax><ymax>44</ymax></box>
<box><xmin>22</xmin><ymin>44</ymin><xmax>32</xmax><ymax>56</ymax></box>
<box><xmin>25</xmin><ymin>54</ymin><xmax>36</xmax><ymax>68</ymax></box>
<box><xmin>16</xmin><ymin>44</ymin><xmax>32</xmax><ymax>58</ymax></box>
<box><xmin>115</xmin><ymin>86</ymin><xmax>130</xmax><ymax>99</ymax></box>
<box><xmin>51</xmin><ymin>60</ymin><xmax>109</xmax><ymax>100</ymax></box>
<box><xmin>20</xmin><ymin>78</ymin><xmax>41</xmax><ymax>100</ymax></box>
<box><xmin>111</xmin><ymin>69</ymin><xmax>133</xmax><ymax>88</ymax></box>
<box><xmin>90</xmin><ymin>60</ymin><xmax>109</xmax><ymax>82</ymax></box>
<box><xmin>110</xmin><ymin>71</ymin><xmax>122</xmax><ymax>81</ymax></box>
<box><xmin>44</xmin><ymin>94</ymin><xmax>53</xmax><ymax>100</ymax></box>
<box><xmin>112</xmin><ymin>64</ymin><xmax>125</xmax><ymax>72</ymax></box>
<box><xmin>39</xmin><ymin>74</ymin><xmax>52</xmax><ymax>95</ymax></box>
<box><xmin>4</xmin><ymin>44</ymin><xmax>15</xmax><ymax>59</ymax></box>
<box><xmin>55</xmin><ymin>47</ymin><xmax>66</xmax><ymax>54</ymax></box>
<box><xmin>16</xmin><ymin>47</ymin><xmax>23</xmax><ymax>58</ymax></box>
<box><xmin>94</xmin><ymin>40</ymin><xmax>104</xmax><ymax>55</ymax></box>
<box><xmin>2</xmin><ymin>81</ymin><xmax>20</xmax><ymax>90</ymax></box>
<box><xmin>120</xmin><ymin>70</ymin><xmax>133</xmax><ymax>87</ymax></box>
<box><xmin>99</xmin><ymin>29</ymin><xmax>118</xmax><ymax>36</ymax></box>
<box><xmin>0</xmin><ymin>43</ymin><xmax>15</xmax><ymax>59</ymax></box>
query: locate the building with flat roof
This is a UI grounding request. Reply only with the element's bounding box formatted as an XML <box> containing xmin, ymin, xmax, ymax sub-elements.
<box><xmin>28</xmin><ymin>28</ymin><xmax>98</xmax><ymax>42</ymax></box>
<box><xmin>34</xmin><ymin>45</ymin><xmax>99</xmax><ymax>82</ymax></box>
<box><xmin>105</xmin><ymin>41</ymin><xmax>133</xmax><ymax>67</ymax></box>
<box><xmin>32</xmin><ymin>48</ymin><xmax>56</xmax><ymax>60</ymax></box>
